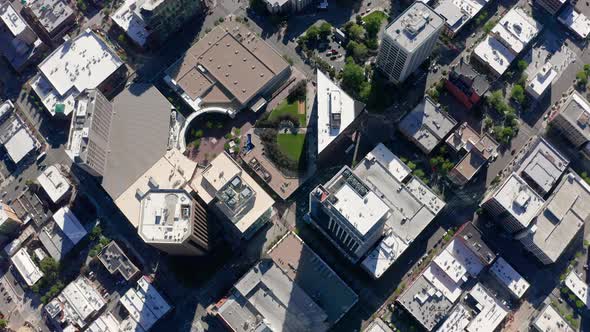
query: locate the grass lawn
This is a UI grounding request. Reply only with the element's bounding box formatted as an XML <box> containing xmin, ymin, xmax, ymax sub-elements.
<box><xmin>277</xmin><ymin>133</ymin><xmax>305</xmax><ymax>161</ymax></box>
<box><xmin>362</xmin><ymin>10</ymin><xmax>387</xmax><ymax>23</ymax></box>
<box><xmin>269</xmin><ymin>100</ymin><xmax>306</xmax><ymax>126</ymax></box>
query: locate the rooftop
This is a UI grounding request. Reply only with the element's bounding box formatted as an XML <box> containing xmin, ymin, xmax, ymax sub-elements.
<box><xmin>3</xmin><ymin>127</ymin><xmax>36</xmax><ymax>164</ymax></box>
<box><xmin>39</xmin><ymin>207</ymin><xmax>87</xmax><ymax>261</ymax></box>
<box><xmin>520</xmin><ymin>172</ymin><xmax>590</xmax><ymax>263</ymax></box>
<box><xmin>435</xmin><ymin>0</ymin><xmax>488</xmax><ymax>34</ymax></box>
<box><xmin>191</xmin><ymin>152</ymin><xmax>275</xmax><ymax>234</ymax></box>
<box><xmin>448</xmin><ymin>61</ymin><xmax>490</xmax><ymax>97</ymax></box>
<box><xmin>456</xmin><ymin>222</ymin><xmax>496</xmax><ymax>265</ymax></box>
<box><xmin>526</xmin><ymin>64</ymin><xmax>557</xmax><ymax>99</ymax></box>
<box><xmin>138</xmin><ymin>189</ymin><xmax>194</xmax><ymax>244</ymax></box>
<box><xmin>450</xmin><ymin>150</ymin><xmax>487</xmax><ymax>183</ymax></box>
<box><xmin>36</xmin><ymin>165</ymin><xmax>72</xmax><ymax>203</ymax></box>
<box><xmin>165</xmin><ymin>20</ymin><xmax>289</xmax><ymax>108</ymax></box>
<box><xmin>384</xmin><ymin>2</ymin><xmax>444</xmax><ymax>52</ymax></box>
<box><xmin>120</xmin><ymin>276</ymin><xmax>171</xmax><ymax>331</ymax></box>
<box><xmin>491</xmin><ymin>7</ymin><xmax>542</xmax><ymax>54</ymax></box>
<box><xmin>486</xmin><ymin>173</ymin><xmax>545</xmax><ymax>229</ymax></box>
<box><xmin>316</xmin><ymin>69</ymin><xmax>364</xmax><ymax>154</ymax></box>
<box><xmin>31</xmin><ymin>29</ymin><xmax>123</xmax><ymax>116</ymax></box>
<box><xmin>25</xmin><ymin>0</ymin><xmax>75</xmax><ymax>35</ymax></box>
<box><xmin>533</xmin><ymin>304</ymin><xmax>575</xmax><ymax>332</ymax></box>
<box><xmin>489</xmin><ymin>257</ymin><xmax>530</xmax><ymax>298</ymax></box>
<box><xmin>10</xmin><ymin>248</ymin><xmax>43</xmax><ymax>287</ymax></box>
<box><xmin>111</xmin><ymin>0</ymin><xmax>150</xmax><ymax>46</ymax></box>
<box><xmin>558</xmin><ymin>91</ymin><xmax>590</xmax><ymax>143</ymax></box>
<box><xmin>565</xmin><ymin>270</ymin><xmax>590</xmax><ymax>309</ymax></box>
<box><xmin>398</xmin><ymin>275</ymin><xmax>454</xmax><ymax>330</ymax></box>
<box><xmin>0</xmin><ymin>1</ymin><xmax>27</xmax><ymax>36</ymax></box>
<box><xmin>517</xmin><ymin>137</ymin><xmax>569</xmax><ymax>194</ymax></box>
<box><xmin>363</xmin><ymin>318</ymin><xmax>394</xmax><ymax>332</ymax></box>
<box><xmin>464</xmin><ymin>283</ymin><xmax>509</xmax><ymax>332</ymax></box>
<box><xmin>398</xmin><ymin>96</ymin><xmax>457</xmax><ymax>153</ymax></box>
<box><xmin>45</xmin><ymin>277</ymin><xmax>106</xmax><ymax>329</ymax></box>
<box><xmin>472</xmin><ymin>36</ymin><xmax>515</xmax><ymax>76</ymax></box>
<box><xmin>558</xmin><ymin>4</ymin><xmax>590</xmax><ymax>39</ymax></box>
<box><xmin>362</xmin><ymin>232</ymin><xmax>409</xmax><ymax>279</ymax></box>
<box><xmin>97</xmin><ymin>241</ymin><xmax>140</xmax><ymax>281</ymax></box>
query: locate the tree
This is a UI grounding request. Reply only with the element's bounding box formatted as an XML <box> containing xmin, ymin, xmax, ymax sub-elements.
<box><xmin>345</xmin><ymin>22</ymin><xmax>365</xmax><ymax>42</ymax></box>
<box><xmin>341</xmin><ymin>62</ymin><xmax>365</xmax><ymax>97</ymax></box>
<box><xmin>306</xmin><ymin>26</ymin><xmax>320</xmax><ymax>43</ymax></box>
<box><xmin>511</xmin><ymin>85</ymin><xmax>525</xmax><ymax>104</ymax></box>
<box><xmin>577</xmin><ymin>70</ymin><xmax>588</xmax><ymax>86</ymax></box>
<box><xmin>406</xmin><ymin>161</ymin><xmax>417</xmax><ymax>171</ymax></box>
<box><xmin>347</xmin><ymin>41</ymin><xmax>368</xmax><ymax>63</ymax></box>
<box><xmin>319</xmin><ymin>22</ymin><xmax>332</xmax><ymax>39</ymax></box>
<box><xmin>0</xmin><ymin>319</ymin><xmax>6</xmax><ymax>329</ymax></box>
<box><xmin>364</xmin><ymin>15</ymin><xmax>383</xmax><ymax>38</ymax></box>
<box><xmin>517</xmin><ymin>60</ymin><xmax>528</xmax><ymax>73</ymax></box>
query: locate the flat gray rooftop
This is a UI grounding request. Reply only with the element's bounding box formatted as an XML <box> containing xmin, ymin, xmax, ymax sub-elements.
<box><xmin>385</xmin><ymin>2</ymin><xmax>444</xmax><ymax>52</ymax></box>
<box><xmin>517</xmin><ymin>137</ymin><xmax>569</xmax><ymax>194</ymax></box>
<box><xmin>456</xmin><ymin>223</ymin><xmax>496</xmax><ymax>265</ymax></box>
<box><xmin>101</xmin><ymin>84</ymin><xmax>172</xmax><ymax>200</ymax></box>
<box><xmin>398</xmin><ymin>97</ymin><xmax>457</xmax><ymax>153</ymax></box>
<box><xmin>398</xmin><ymin>275</ymin><xmax>453</xmax><ymax>331</ymax></box>
<box><xmin>27</xmin><ymin>0</ymin><xmax>74</xmax><ymax>35</ymax></box>
<box><xmin>560</xmin><ymin>92</ymin><xmax>590</xmax><ymax>141</ymax></box>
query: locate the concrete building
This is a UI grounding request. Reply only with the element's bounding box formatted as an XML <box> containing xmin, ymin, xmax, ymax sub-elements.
<box><xmin>363</xmin><ymin>318</ymin><xmax>394</xmax><ymax>332</ymax></box>
<box><xmin>264</xmin><ymin>0</ymin><xmax>313</xmax><ymax>14</ymax></box>
<box><xmin>137</xmin><ymin>189</ymin><xmax>209</xmax><ymax>256</ymax></box>
<box><xmin>316</xmin><ymin>69</ymin><xmax>364</xmax><ymax>158</ymax></box>
<box><xmin>446</xmin><ymin>123</ymin><xmax>499</xmax><ymax>186</ymax></box>
<box><xmin>97</xmin><ymin>241</ymin><xmax>140</xmax><ymax>281</ymax></box>
<box><xmin>376</xmin><ymin>2</ymin><xmax>444</xmax><ymax>84</ymax></box>
<box><xmin>45</xmin><ymin>276</ymin><xmax>106</xmax><ymax>330</ymax></box>
<box><xmin>38</xmin><ymin>206</ymin><xmax>88</xmax><ymax>261</ymax></box>
<box><xmin>517</xmin><ymin>172</ymin><xmax>590</xmax><ymax>264</ymax></box>
<box><xmin>550</xmin><ymin>91</ymin><xmax>590</xmax><ymax>148</ymax></box>
<box><xmin>533</xmin><ymin>303</ymin><xmax>575</xmax><ymax>332</ymax></box>
<box><xmin>36</xmin><ymin>165</ymin><xmax>72</xmax><ymax>204</ymax></box>
<box><xmin>0</xmin><ymin>101</ymin><xmax>39</xmax><ymax>164</ymax></box>
<box><xmin>472</xmin><ymin>7</ymin><xmax>542</xmax><ymax>77</ymax></box>
<box><xmin>536</xmin><ymin>0</ymin><xmax>567</xmax><ymax>15</ymax></box>
<box><xmin>10</xmin><ymin>248</ymin><xmax>43</xmax><ymax>287</ymax></box>
<box><xmin>30</xmin><ymin>29</ymin><xmax>124</xmax><ymax>117</ymax></box>
<box><xmin>119</xmin><ymin>276</ymin><xmax>171</xmax><ymax>331</ymax></box>
<box><xmin>216</xmin><ymin>232</ymin><xmax>358</xmax><ymax>332</ymax></box>
<box><xmin>516</xmin><ymin>137</ymin><xmax>569</xmax><ymax>196</ymax></box>
<box><xmin>445</xmin><ymin>61</ymin><xmax>489</xmax><ymax>109</ymax></box>
<box><xmin>526</xmin><ymin>64</ymin><xmax>558</xmax><ymax>100</ymax></box>
<box><xmin>489</xmin><ymin>257</ymin><xmax>530</xmax><ymax>299</ymax></box>
<box><xmin>0</xmin><ymin>0</ymin><xmax>45</xmax><ymax>72</ymax></box>
<box><xmin>164</xmin><ymin>20</ymin><xmax>291</xmax><ymax>112</ymax></box>
<box><xmin>565</xmin><ymin>270</ymin><xmax>590</xmax><ymax>309</ymax></box>
<box><xmin>0</xmin><ymin>203</ymin><xmax>22</xmax><ymax>235</ymax></box>
<box><xmin>21</xmin><ymin>0</ymin><xmax>75</xmax><ymax>45</ymax></box>
<box><xmin>480</xmin><ymin>173</ymin><xmax>545</xmax><ymax>233</ymax></box>
<box><xmin>398</xmin><ymin>96</ymin><xmax>457</xmax><ymax>154</ymax></box>
<box><xmin>558</xmin><ymin>4</ymin><xmax>590</xmax><ymax>39</ymax></box>
<box><xmin>190</xmin><ymin>152</ymin><xmax>275</xmax><ymax>240</ymax></box>
<box><xmin>398</xmin><ymin>222</ymin><xmax>497</xmax><ymax>330</ymax></box>
<box><xmin>435</xmin><ymin>0</ymin><xmax>490</xmax><ymax>37</ymax></box>
<box><xmin>308</xmin><ymin>143</ymin><xmax>445</xmax><ymax>277</ymax></box>
<box><xmin>111</xmin><ymin>0</ymin><xmax>203</xmax><ymax>48</ymax></box>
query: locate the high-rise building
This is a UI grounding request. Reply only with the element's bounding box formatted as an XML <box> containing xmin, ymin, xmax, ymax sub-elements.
<box><xmin>376</xmin><ymin>2</ymin><xmax>444</xmax><ymax>84</ymax></box>
<box><xmin>536</xmin><ymin>0</ymin><xmax>566</xmax><ymax>15</ymax></box>
<box><xmin>112</xmin><ymin>0</ymin><xmax>203</xmax><ymax>47</ymax></box>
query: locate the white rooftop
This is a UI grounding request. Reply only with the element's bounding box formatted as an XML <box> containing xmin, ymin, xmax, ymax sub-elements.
<box><xmin>517</xmin><ymin>137</ymin><xmax>569</xmax><ymax>194</ymax></box>
<box><xmin>120</xmin><ymin>276</ymin><xmax>171</xmax><ymax>331</ymax></box>
<box><xmin>10</xmin><ymin>248</ymin><xmax>43</xmax><ymax>287</ymax></box>
<box><xmin>465</xmin><ymin>283</ymin><xmax>509</xmax><ymax>332</ymax></box>
<box><xmin>138</xmin><ymin>190</ymin><xmax>193</xmax><ymax>244</ymax></box>
<box><xmin>490</xmin><ymin>257</ymin><xmax>529</xmax><ymax>298</ymax></box>
<box><xmin>361</xmin><ymin>232</ymin><xmax>409</xmax><ymax>278</ymax></box>
<box><xmin>37</xmin><ymin>165</ymin><xmax>72</xmax><ymax>203</ymax></box>
<box><xmin>435</xmin><ymin>0</ymin><xmax>488</xmax><ymax>34</ymax></box>
<box><xmin>423</xmin><ymin>263</ymin><xmax>463</xmax><ymax>303</ymax></box>
<box><xmin>333</xmin><ymin>180</ymin><xmax>390</xmax><ymax>236</ymax></box>
<box><xmin>4</xmin><ymin>128</ymin><xmax>36</xmax><ymax>164</ymax></box>
<box><xmin>473</xmin><ymin>36</ymin><xmax>515</xmax><ymax>76</ymax></box>
<box><xmin>436</xmin><ymin>304</ymin><xmax>472</xmax><ymax>332</ymax></box>
<box><xmin>526</xmin><ymin>64</ymin><xmax>557</xmax><ymax>99</ymax></box>
<box><xmin>533</xmin><ymin>304</ymin><xmax>575</xmax><ymax>332</ymax></box>
<box><xmin>111</xmin><ymin>0</ymin><xmax>150</xmax><ymax>47</ymax></box>
<box><xmin>52</xmin><ymin>207</ymin><xmax>87</xmax><ymax>245</ymax></box>
<box><xmin>384</xmin><ymin>2</ymin><xmax>445</xmax><ymax>52</ymax></box>
<box><xmin>565</xmin><ymin>270</ymin><xmax>590</xmax><ymax>309</ymax></box>
<box><xmin>32</xmin><ymin>29</ymin><xmax>123</xmax><ymax>116</ymax></box>
<box><xmin>0</xmin><ymin>2</ymin><xmax>27</xmax><ymax>36</ymax></box>
<box><xmin>559</xmin><ymin>4</ymin><xmax>590</xmax><ymax>39</ymax></box>
<box><xmin>491</xmin><ymin>7</ymin><xmax>542</xmax><ymax>54</ymax></box>
<box><xmin>316</xmin><ymin>70</ymin><xmax>361</xmax><ymax>154</ymax></box>
<box><xmin>490</xmin><ymin>173</ymin><xmax>545</xmax><ymax>229</ymax></box>
<box><xmin>364</xmin><ymin>143</ymin><xmax>411</xmax><ymax>182</ymax></box>
<box><xmin>45</xmin><ymin>277</ymin><xmax>106</xmax><ymax>329</ymax></box>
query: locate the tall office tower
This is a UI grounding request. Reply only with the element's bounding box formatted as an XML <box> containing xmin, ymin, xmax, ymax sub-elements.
<box><xmin>0</xmin><ymin>203</ymin><xmax>22</xmax><ymax>235</ymax></box>
<box><xmin>536</xmin><ymin>0</ymin><xmax>566</xmax><ymax>15</ymax></box>
<box><xmin>376</xmin><ymin>2</ymin><xmax>444</xmax><ymax>84</ymax></box>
